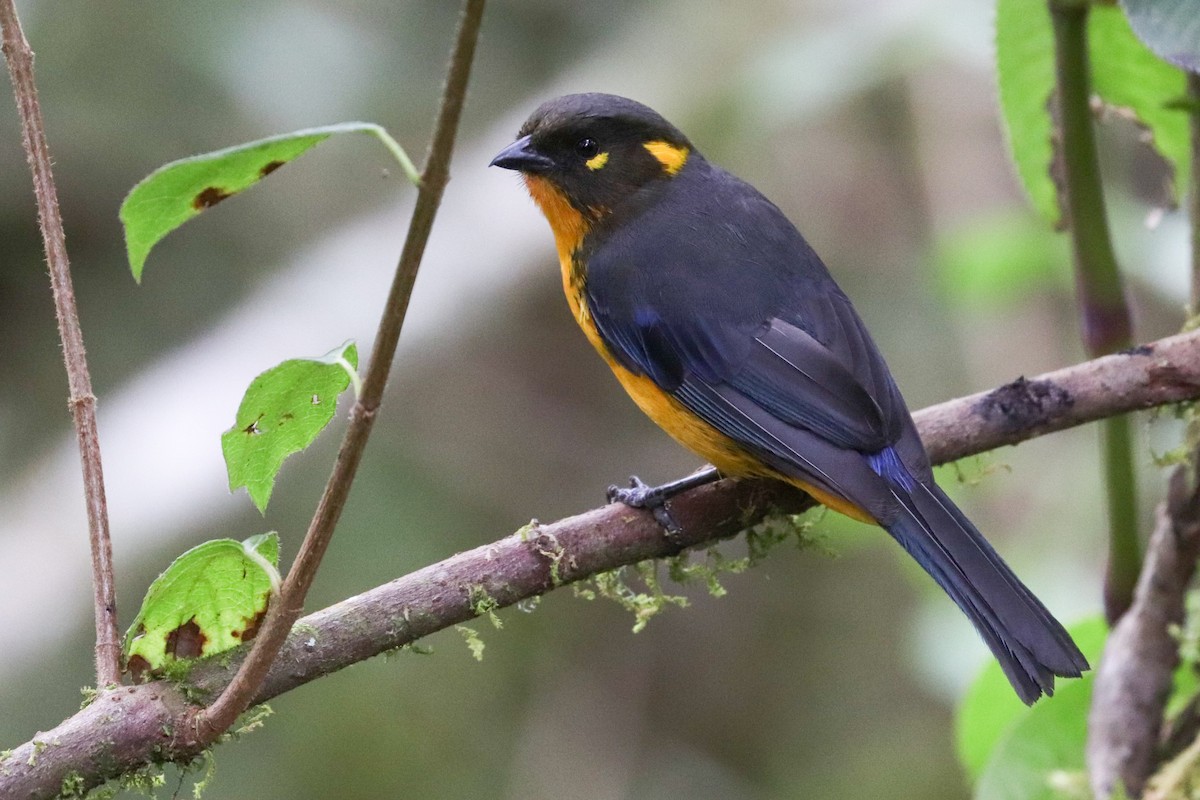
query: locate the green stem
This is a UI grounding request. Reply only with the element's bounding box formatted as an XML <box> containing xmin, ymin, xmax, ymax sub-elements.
<box><xmin>366</xmin><ymin>123</ymin><xmax>422</xmax><ymax>187</ymax></box>
<box><xmin>1102</xmin><ymin>415</ymin><xmax>1139</xmax><ymax>623</ymax></box>
<box><xmin>1049</xmin><ymin>0</ymin><xmax>1140</xmax><ymax>623</ymax></box>
<box><xmin>1189</xmin><ymin>71</ymin><xmax>1200</xmax><ymax>313</ymax></box>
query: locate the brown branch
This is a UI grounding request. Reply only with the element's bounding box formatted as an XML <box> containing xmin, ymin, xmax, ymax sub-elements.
<box><xmin>1087</xmin><ymin>452</ymin><xmax>1200</xmax><ymax>799</ymax></box>
<box><xmin>0</xmin><ymin>0</ymin><xmax>120</xmax><ymax>686</ymax></box>
<box><xmin>196</xmin><ymin>0</ymin><xmax>487</xmax><ymax>739</ymax></box>
<box><xmin>913</xmin><ymin>329</ymin><xmax>1200</xmax><ymax>464</ymax></box>
<box><xmin>5</xmin><ymin>326</ymin><xmax>1200</xmax><ymax>799</ymax></box>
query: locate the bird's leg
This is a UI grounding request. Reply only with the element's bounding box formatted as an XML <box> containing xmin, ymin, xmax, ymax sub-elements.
<box><xmin>606</xmin><ymin>466</ymin><xmax>721</xmax><ymax>538</ymax></box>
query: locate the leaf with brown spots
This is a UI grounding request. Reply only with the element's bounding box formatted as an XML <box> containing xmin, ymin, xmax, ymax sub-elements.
<box><xmin>123</xmin><ymin>533</ymin><xmax>280</xmax><ymax>680</ymax></box>
<box><xmin>222</xmin><ymin>341</ymin><xmax>359</xmax><ymax>513</ymax></box>
<box><xmin>125</xmin><ymin>654</ymin><xmax>152</xmax><ymax>684</ymax></box>
<box><xmin>233</xmin><ymin>608</ymin><xmax>268</xmax><ymax>642</ymax></box>
<box><xmin>165</xmin><ymin>618</ymin><xmax>206</xmax><ymax>659</ymax></box>
<box><xmin>258</xmin><ymin>160</ymin><xmax>285</xmax><ymax>178</ymax></box>
<box><xmin>119</xmin><ymin>122</ymin><xmax>419</xmax><ymax>282</ymax></box>
<box><xmin>192</xmin><ymin>186</ymin><xmax>231</xmax><ymax>210</ymax></box>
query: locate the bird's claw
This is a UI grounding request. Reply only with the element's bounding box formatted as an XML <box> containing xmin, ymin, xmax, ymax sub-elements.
<box><xmin>606</xmin><ymin>475</ymin><xmax>659</xmax><ymax>506</ymax></box>
<box><xmin>607</xmin><ymin>476</ymin><xmax>683</xmax><ymax>540</ymax></box>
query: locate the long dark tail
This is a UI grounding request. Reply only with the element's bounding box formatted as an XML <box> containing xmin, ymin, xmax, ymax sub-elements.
<box><xmin>883</xmin><ymin>476</ymin><xmax>1088</xmax><ymax>704</ymax></box>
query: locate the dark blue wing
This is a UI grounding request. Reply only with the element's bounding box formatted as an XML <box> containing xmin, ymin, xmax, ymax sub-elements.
<box><xmin>584</xmin><ymin>158</ymin><xmax>1089</xmax><ymax>701</ymax></box>
<box><xmin>586</xmin><ymin>158</ymin><xmax>916</xmax><ymax>484</ymax></box>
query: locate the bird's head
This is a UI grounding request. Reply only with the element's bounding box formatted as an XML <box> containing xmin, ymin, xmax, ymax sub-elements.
<box><xmin>490</xmin><ymin>93</ymin><xmax>693</xmax><ymax>241</ymax></box>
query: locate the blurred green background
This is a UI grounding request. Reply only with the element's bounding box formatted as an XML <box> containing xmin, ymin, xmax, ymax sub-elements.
<box><xmin>0</xmin><ymin>0</ymin><xmax>1190</xmax><ymax>797</ymax></box>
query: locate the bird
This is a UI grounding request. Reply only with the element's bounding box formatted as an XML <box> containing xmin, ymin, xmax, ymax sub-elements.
<box><xmin>490</xmin><ymin>92</ymin><xmax>1087</xmax><ymax>703</ymax></box>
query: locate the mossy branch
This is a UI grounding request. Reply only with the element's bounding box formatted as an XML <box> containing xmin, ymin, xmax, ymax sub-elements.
<box><xmin>4</xmin><ymin>326</ymin><xmax>1200</xmax><ymax>799</ymax></box>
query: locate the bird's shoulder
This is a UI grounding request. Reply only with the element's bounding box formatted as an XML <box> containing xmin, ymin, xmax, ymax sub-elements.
<box><xmin>583</xmin><ymin>157</ymin><xmax>846</xmax><ymax>371</ymax></box>
<box><xmin>589</xmin><ymin>158</ymin><xmax>834</xmax><ymax>292</ymax></box>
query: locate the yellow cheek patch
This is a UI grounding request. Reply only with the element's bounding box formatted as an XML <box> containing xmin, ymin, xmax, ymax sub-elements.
<box><xmin>585</xmin><ymin>151</ymin><xmax>609</xmax><ymax>171</ymax></box>
<box><xmin>643</xmin><ymin>140</ymin><xmax>689</xmax><ymax>175</ymax></box>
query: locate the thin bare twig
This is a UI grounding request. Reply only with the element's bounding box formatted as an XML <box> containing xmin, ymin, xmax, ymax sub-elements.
<box><xmin>0</xmin><ymin>0</ymin><xmax>120</xmax><ymax>686</ymax></box>
<box><xmin>6</xmin><ymin>323</ymin><xmax>1200</xmax><ymax>799</ymax></box>
<box><xmin>197</xmin><ymin>0</ymin><xmax>487</xmax><ymax>738</ymax></box>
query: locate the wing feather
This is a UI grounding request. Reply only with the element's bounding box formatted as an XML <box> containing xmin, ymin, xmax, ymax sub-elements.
<box><xmin>586</xmin><ymin>159</ymin><xmax>913</xmax><ymax>492</ymax></box>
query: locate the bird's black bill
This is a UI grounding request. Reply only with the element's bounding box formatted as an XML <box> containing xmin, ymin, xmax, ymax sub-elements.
<box><xmin>490</xmin><ymin>135</ymin><xmax>554</xmax><ymax>173</ymax></box>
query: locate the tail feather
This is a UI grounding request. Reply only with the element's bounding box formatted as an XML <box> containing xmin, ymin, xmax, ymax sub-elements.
<box><xmin>884</xmin><ymin>478</ymin><xmax>1088</xmax><ymax>704</ymax></box>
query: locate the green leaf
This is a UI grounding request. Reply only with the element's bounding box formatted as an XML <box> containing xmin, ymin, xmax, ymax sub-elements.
<box><xmin>222</xmin><ymin>342</ymin><xmax>359</xmax><ymax>513</ymax></box>
<box><xmin>1167</xmin><ymin>588</ymin><xmax>1200</xmax><ymax>718</ymax></box>
<box><xmin>995</xmin><ymin>0</ymin><xmax>1190</xmax><ymax>225</ymax></box>
<box><xmin>1089</xmin><ymin>4</ymin><xmax>1190</xmax><ymax>203</ymax></box>
<box><xmin>974</xmin><ymin>674</ymin><xmax>1094</xmax><ymax>800</ymax></box>
<box><xmin>124</xmin><ymin>533</ymin><xmax>280</xmax><ymax>680</ymax></box>
<box><xmin>1167</xmin><ymin>658</ymin><xmax>1200</xmax><ymax>719</ymax></box>
<box><xmin>1121</xmin><ymin>0</ymin><xmax>1200</xmax><ymax>73</ymax></box>
<box><xmin>995</xmin><ymin>0</ymin><xmax>1059</xmax><ymax>223</ymax></box>
<box><xmin>956</xmin><ymin>616</ymin><xmax>1107</xmax><ymax>781</ymax></box>
<box><xmin>119</xmin><ymin>122</ymin><xmax>419</xmax><ymax>281</ymax></box>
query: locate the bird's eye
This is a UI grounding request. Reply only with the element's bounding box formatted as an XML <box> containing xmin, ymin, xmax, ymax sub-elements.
<box><xmin>575</xmin><ymin>137</ymin><xmax>599</xmax><ymax>158</ymax></box>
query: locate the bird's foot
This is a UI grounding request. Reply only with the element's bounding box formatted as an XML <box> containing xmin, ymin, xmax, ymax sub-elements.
<box><xmin>607</xmin><ymin>468</ymin><xmax>723</xmax><ymax>540</ymax></box>
<box><xmin>607</xmin><ymin>475</ymin><xmax>684</xmax><ymax>539</ymax></box>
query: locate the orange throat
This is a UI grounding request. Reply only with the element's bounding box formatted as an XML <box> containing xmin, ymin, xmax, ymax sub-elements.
<box><xmin>523</xmin><ymin>174</ymin><xmax>594</xmax><ymax>323</ymax></box>
<box><xmin>523</xmin><ymin>175</ymin><xmax>589</xmax><ymax>271</ymax></box>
